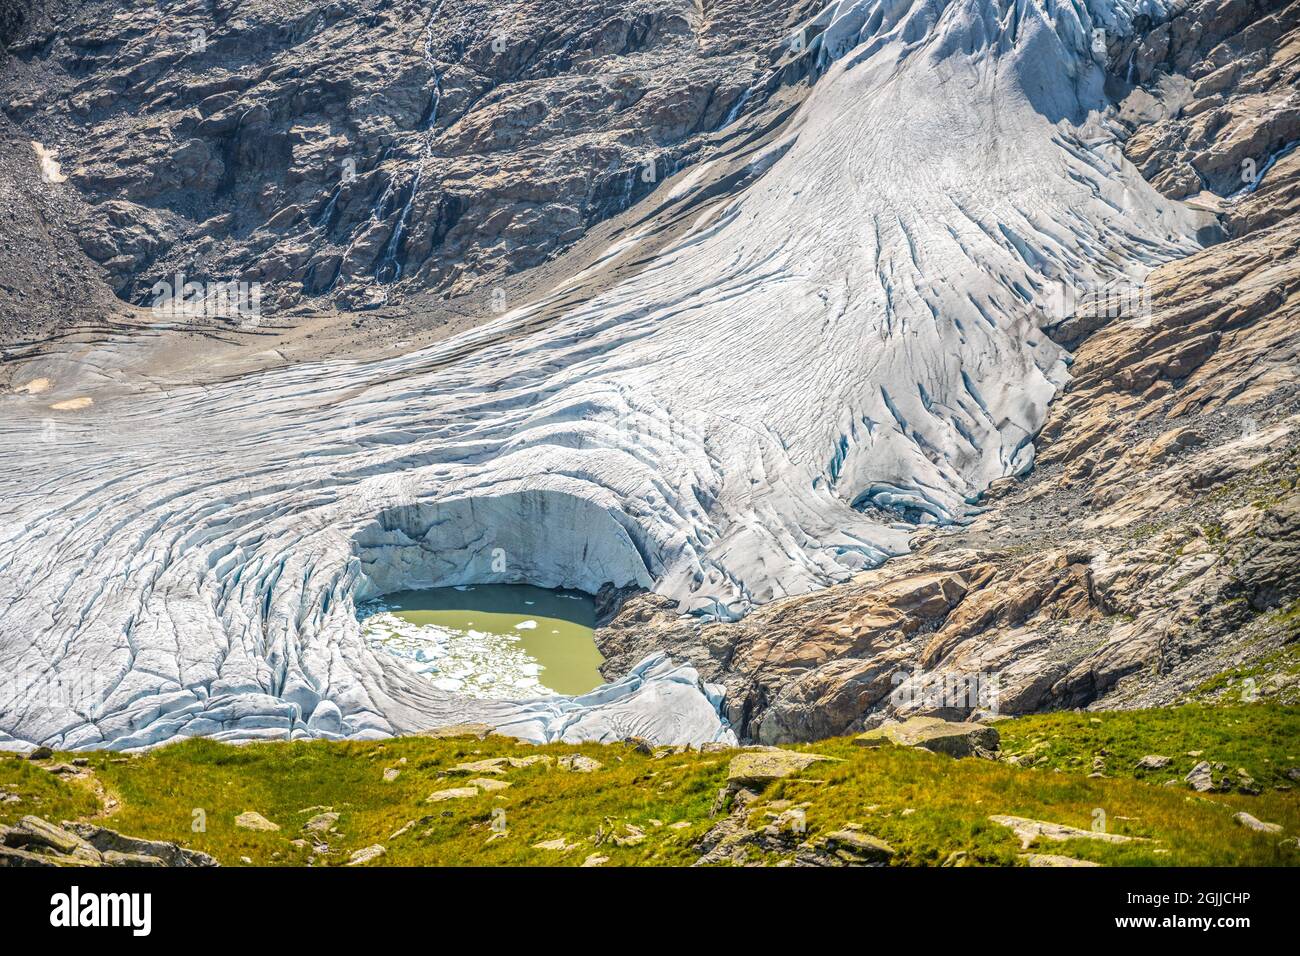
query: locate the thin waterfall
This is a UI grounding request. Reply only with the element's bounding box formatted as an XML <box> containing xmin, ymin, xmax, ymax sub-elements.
<box><xmin>375</xmin><ymin>6</ymin><xmax>445</xmax><ymax>284</ymax></box>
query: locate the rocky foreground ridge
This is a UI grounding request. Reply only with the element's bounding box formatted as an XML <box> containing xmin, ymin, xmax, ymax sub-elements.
<box><xmin>0</xmin><ymin>814</ymin><xmax>217</xmax><ymax>866</ymax></box>
<box><xmin>2</xmin><ymin>707</ymin><xmax>1295</xmax><ymax>866</ymax></box>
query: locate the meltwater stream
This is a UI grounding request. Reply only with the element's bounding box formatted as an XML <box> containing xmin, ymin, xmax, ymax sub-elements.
<box><xmin>359</xmin><ymin>585</ymin><xmax>605</xmax><ymax>698</ymax></box>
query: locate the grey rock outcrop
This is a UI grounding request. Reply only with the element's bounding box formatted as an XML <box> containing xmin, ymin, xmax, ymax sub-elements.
<box><xmin>853</xmin><ymin>717</ymin><xmax>999</xmax><ymax>758</ymax></box>
<box><xmin>0</xmin><ymin>816</ymin><xmax>218</xmax><ymax>867</ymax></box>
<box><xmin>1232</xmin><ymin>811</ymin><xmax>1283</xmax><ymax>834</ymax></box>
<box><xmin>64</xmin><ymin>821</ymin><xmax>219</xmax><ymax>866</ymax></box>
<box><xmin>724</xmin><ymin>749</ymin><xmax>835</xmax><ymax>787</ymax></box>
<box><xmin>989</xmin><ymin>815</ymin><xmax>1144</xmax><ymax>850</ymax></box>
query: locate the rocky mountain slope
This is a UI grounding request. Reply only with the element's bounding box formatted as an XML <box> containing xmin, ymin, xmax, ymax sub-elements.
<box><xmin>0</xmin><ymin>0</ymin><xmax>811</xmax><ymax>328</ymax></box>
<box><xmin>0</xmin><ymin>0</ymin><xmax>124</xmax><ymax>346</ymax></box>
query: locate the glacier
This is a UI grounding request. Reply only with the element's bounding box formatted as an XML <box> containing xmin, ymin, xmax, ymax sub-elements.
<box><xmin>0</xmin><ymin>0</ymin><xmax>1214</xmax><ymax>750</ymax></box>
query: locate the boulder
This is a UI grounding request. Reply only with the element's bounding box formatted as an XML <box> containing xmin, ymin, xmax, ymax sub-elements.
<box><xmin>725</xmin><ymin>750</ymin><xmax>835</xmax><ymax>787</ymax></box>
<box><xmin>989</xmin><ymin>815</ymin><xmax>1143</xmax><ymax>850</ymax></box>
<box><xmin>234</xmin><ymin>811</ymin><xmax>280</xmax><ymax>832</ymax></box>
<box><xmin>1234</xmin><ymin>769</ymin><xmax>1261</xmax><ymax>795</ymax></box>
<box><xmin>532</xmin><ymin>838</ymin><xmax>580</xmax><ymax>852</ymax></box>
<box><xmin>446</xmin><ymin>757</ymin><xmax>513</xmax><ymax>775</ymax></box>
<box><xmin>0</xmin><ymin>845</ymin><xmax>90</xmax><ymax>866</ymax></box>
<box><xmin>1135</xmin><ymin>754</ymin><xmax>1172</xmax><ymax>770</ymax></box>
<box><xmin>4</xmin><ymin>816</ymin><xmax>100</xmax><ymax>861</ymax></box>
<box><xmin>558</xmin><ymin>754</ymin><xmax>603</xmax><ymax>773</ymax></box>
<box><xmin>854</xmin><ymin>717</ymin><xmax>999</xmax><ymax>757</ymax></box>
<box><xmin>823</xmin><ymin>830</ymin><xmax>895</xmax><ymax>863</ymax></box>
<box><xmin>1185</xmin><ymin>760</ymin><xmax>1229</xmax><ymax>792</ymax></box>
<box><xmin>444</xmin><ymin>755</ymin><xmax>551</xmax><ymax>776</ymax></box>
<box><xmin>303</xmin><ymin>812</ymin><xmax>339</xmax><ymax>833</ymax></box>
<box><xmin>347</xmin><ymin>844</ymin><xmax>386</xmax><ymax>866</ymax></box>
<box><xmin>426</xmin><ymin>787</ymin><xmax>480</xmax><ymax>802</ymax></box>
<box><xmin>612</xmin><ymin>824</ymin><xmax>647</xmax><ymax>847</ymax></box>
<box><xmin>1233</xmin><ymin>812</ymin><xmax>1282</xmax><ymax>834</ymax></box>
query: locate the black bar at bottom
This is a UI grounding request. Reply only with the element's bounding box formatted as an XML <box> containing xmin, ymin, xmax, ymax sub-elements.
<box><xmin>0</xmin><ymin>865</ymin><xmax>1287</xmax><ymax>941</ymax></box>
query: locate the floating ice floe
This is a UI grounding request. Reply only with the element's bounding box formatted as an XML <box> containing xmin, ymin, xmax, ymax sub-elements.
<box><xmin>362</xmin><ymin>610</ymin><xmax>553</xmax><ymax>700</ymax></box>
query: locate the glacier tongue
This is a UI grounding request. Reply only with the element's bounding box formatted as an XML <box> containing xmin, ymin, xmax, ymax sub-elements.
<box><xmin>0</xmin><ymin>0</ymin><xmax>1211</xmax><ymax>749</ymax></box>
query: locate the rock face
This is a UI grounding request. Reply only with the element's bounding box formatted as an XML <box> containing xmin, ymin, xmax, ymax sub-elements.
<box><xmin>0</xmin><ymin>113</ymin><xmax>125</xmax><ymax>347</ymax></box>
<box><xmin>0</xmin><ymin>0</ymin><xmax>799</xmax><ymax>325</ymax></box>
<box><xmin>1109</xmin><ymin>0</ymin><xmax>1299</xmax><ymax>201</ymax></box>
<box><xmin>0</xmin><ymin>1</ymin><xmax>1291</xmax><ymax>753</ymax></box>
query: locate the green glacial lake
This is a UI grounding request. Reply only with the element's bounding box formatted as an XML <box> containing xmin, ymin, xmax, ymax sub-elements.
<box><xmin>359</xmin><ymin>584</ymin><xmax>605</xmax><ymax>698</ymax></box>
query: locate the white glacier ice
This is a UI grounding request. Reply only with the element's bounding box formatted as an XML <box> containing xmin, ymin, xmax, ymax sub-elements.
<box><xmin>0</xmin><ymin>0</ymin><xmax>1213</xmax><ymax>750</ymax></box>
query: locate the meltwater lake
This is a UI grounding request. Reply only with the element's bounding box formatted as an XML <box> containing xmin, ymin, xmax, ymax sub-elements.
<box><xmin>359</xmin><ymin>584</ymin><xmax>606</xmax><ymax>698</ymax></box>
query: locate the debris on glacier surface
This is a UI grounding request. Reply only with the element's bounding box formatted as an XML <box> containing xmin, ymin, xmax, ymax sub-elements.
<box><xmin>0</xmin><ymin>0</ymin><xmax>1218</xmax><ymax>750</ymax></box>
<box><xmin>359</xmin><ymin>604</ymin><xmax>553</xmax><ymax>699</ymax></box>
